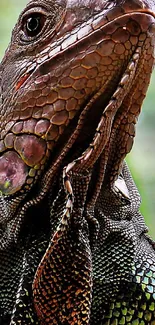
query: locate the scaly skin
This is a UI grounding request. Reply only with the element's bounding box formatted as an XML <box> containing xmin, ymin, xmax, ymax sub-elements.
<box><xmin>0</xmin><ymin>0</ymin><xmax>155</xmax><ymax>324</ymax></box>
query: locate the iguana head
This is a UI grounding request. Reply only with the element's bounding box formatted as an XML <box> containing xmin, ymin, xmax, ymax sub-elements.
<box><xmin>0</xmin><ymin>0</ymin><xmax>155</xmax><ymax>208</ymax></box>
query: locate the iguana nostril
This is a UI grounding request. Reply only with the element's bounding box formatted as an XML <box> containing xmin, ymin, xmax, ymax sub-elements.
<box><xmin>122</xmin><ymin>0</ymin><xmax>145</xmax><ymax>10</ymax></box>
<box><xmin>133</xmin><ymin>0</ymin><xmax>145</xmax><ymax>8</ymax></box>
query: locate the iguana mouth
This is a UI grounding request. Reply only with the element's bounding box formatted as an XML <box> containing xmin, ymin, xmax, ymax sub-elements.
<box><xmin>13</xmin><ymin>8</ymin><xmax>155</xmax><ymax>92</ymax></box>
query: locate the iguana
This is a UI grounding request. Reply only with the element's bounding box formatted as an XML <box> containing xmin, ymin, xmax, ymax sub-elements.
<box><xmin>0</xmin><ymin>0</ymin><xmax>155</xmax><ymax>324</ymax></box>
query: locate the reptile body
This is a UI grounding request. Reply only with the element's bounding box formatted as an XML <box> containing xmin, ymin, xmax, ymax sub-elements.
<box><xmin>0</xmin><ymin>0</ymin><xmax>155</xmax><ymax>324</ymax></box>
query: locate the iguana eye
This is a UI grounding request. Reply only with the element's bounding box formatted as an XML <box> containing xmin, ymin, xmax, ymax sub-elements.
<box><xmin>23</xmin><ymin>13</ymin><xmax>46</xmax><ymax>38</ymax></box>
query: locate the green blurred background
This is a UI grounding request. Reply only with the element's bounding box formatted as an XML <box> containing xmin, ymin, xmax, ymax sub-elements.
<box><xmin>0</xmin><ymin>0</ymin><xmax>155</xmax><ymax>237</ymax></box>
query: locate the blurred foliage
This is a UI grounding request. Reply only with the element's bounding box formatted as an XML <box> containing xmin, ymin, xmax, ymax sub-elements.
<box><xmin>0</xmin><ymin>0</ymin><xmax>155</xmax><ymax>237</ymax></box>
